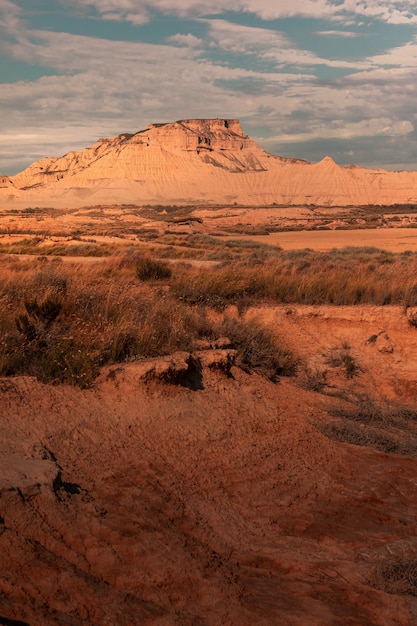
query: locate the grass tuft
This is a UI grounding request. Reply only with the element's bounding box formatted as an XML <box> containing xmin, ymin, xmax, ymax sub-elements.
<box><xmin>136</xmin><ymin>257</ymin><xmax>172</xmax><ymax>281</ymax></box>
<box><xmin>371</xmin><ymin>557</ymin><xmax>417</xmax><ymax>596</ymax></box>
<box><xmin>221</xmin><ymin>318</ymin><xmax>297</xmax><ymax>381</ymax></box>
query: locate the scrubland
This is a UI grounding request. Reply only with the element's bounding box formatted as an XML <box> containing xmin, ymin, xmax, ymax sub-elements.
<box><xmin>2</xmin><ymin>245</ymin><xmax>417</xmax><ymax>387</ymax></box>
<box><xmin>3</xmin><ymin>206</ymin><xmax>417</xmax><ymax>624</ymax></box>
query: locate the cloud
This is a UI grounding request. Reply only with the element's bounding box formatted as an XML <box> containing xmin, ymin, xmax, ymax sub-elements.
<box><xmin>204</xmin><ymin>19</ymin><xmax>369</xmax><ymax>70</ymax></box>
<box><xmin>315</xmin><ymin>30</ymin><xmax>362</xmax><ymax>37</ymax></box>
<box><xmin>366</xmin><ymin>37</ymin><xmax>417</xmax><ymax>68</ymax></box>
<box><xmin>61</xmin><ymin>0</ymin><xmax>417</xmax><ymax>25</ymax></box>
<box><xmin>0</xmin><ymin>0</ymin><xmax>23</xmax><ymax>43</ymax></box>
<box><xmin>2</xmin><ymin>0</ymin><xmax>417</xmax><ymax>174</ymax></box>
<box><xmin>167</xmin><ymin>33</ymin><xmax>203</xmax><ymax>47</ymax></box>
<box><xmin>262</xmin><ymin>118</ymin><xmax>414</xmax><ymax>144</ymax></box>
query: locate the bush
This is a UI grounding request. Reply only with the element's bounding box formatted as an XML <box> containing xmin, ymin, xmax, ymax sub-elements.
<box><xmin>221</xmin><ymin>318</ymin><xmax>297</xmax><ymax>381</ymax></box>
<box><xmin>298</xmin><ymin>366</ymin><xmax>328</xmax><ymax>392</ymax></box>
<box><xmin>135</xmin><ymin>257</ymin><xmax>172</xmax><ymax>281</ymax></box>
<box><xmin>372</xmin><ymin>557</ymin><xmax>417</xmax><ymax>596</ymax></box>
<box><xmin>324</xmin><ymin>345</ymin><xmax>360</xmax><ymax>379</ymax></box>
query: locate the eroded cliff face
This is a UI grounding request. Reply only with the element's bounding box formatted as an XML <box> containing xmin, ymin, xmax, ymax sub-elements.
<box><xmin>2</xmin><ymin>118</ymin><xmax>417</xmax><ymax>207</ymax></box>
<box><xmin>0</xmin><ymin>176</ymin><xmax>14</xmax><ymax>188</ymax></box>
<box><xmin>10</xmin><ymin>118</ymin><xmax>273</xmax><ymax>192</ymax></box>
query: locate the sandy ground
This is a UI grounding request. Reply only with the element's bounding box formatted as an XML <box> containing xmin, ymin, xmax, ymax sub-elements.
<box><xmin>222</xmin><ymin>228</ymin><xmax>417</xmax><ymax>252</ymax></box>
<box><xmin>3</xmin><ymin>204</ymin><xmax>417</xmax><ymax>255</ymax></box>
<box><xmin>2</xmin><ymin>306</ymin><xmax>417</xmax><ymax>624</ymax></box>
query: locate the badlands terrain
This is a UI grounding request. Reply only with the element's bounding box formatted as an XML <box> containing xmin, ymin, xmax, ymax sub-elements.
<box><xmin>2</xmin><ymin>120</ymin><xmax>417</xmax><ymax>625</ymax></box>
<box><xmin>2</xmin><ymin>118</ymin><xmax>417</xmax><ymax>208</ymax></box>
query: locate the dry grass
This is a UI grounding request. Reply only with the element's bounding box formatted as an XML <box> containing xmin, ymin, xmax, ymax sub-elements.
<box><xmin>298</xmin><ymin>365</ymin><xmax>328</xmax><ymax>392</ymax></box>
<box><xmin>371</xmin><ymin>557</ymin><xmax>417</xmax><ymax>596</ymax></box>
<box><xmin>324</xmin><ymin>344</ymin><xmax>361</xmax><ymax>379</ymax></box>
<box><xmin>135</xmin><ymin>257</ymin><xmax>172</xmax><ymax>281</ymax></box>
<box><xmin>318</xmin><ymin>394</ymin><xmax>417</xmax><ymax>456</ymax></box>
<box><xmin>220</xmin><ymin>318</ymin><xmax>297</xmax><ymax>381</ymax></box>
<box><xmin>0</xmin><ymin>255</ymin><xmax>296</xmax><ymax>387</ymax></box>
<box><xmin>4</xmin><ymin>243</ymin><xmax>417</xmax><ymax>387</ymax></box>
<box><xmin>0</xmin><ymin>256</ymin><xmax>209</xmax><ymax>386</ymax></box>
<box><xmin>170</xmin><ymin>247</ymin><xmax>417</xmax><ymax>307</ymax></box>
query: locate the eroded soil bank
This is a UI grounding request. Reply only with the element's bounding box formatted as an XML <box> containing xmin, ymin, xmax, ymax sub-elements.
<box><xmin>1</xmin><ymin>306</ymin><xmax>417</xmax><ymax>625</ymax></box>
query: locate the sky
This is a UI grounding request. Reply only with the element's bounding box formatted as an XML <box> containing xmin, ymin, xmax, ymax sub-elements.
<box><xmin>1</xmin><ymin>1</ymin><xmax>417</xmax><ymax>175</ymax></box>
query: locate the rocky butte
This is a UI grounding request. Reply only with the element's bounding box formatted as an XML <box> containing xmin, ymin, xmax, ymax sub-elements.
<box><xmin>2</xmin><ymin>118</ymin><xmax>417</xmax><ymax>208</ymax></box>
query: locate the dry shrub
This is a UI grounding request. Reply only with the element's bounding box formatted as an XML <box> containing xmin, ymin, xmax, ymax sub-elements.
<box><xmin>371</xmin><ymin>557</ymin><xmax>417</xmax><ymax>596</ymax></box>
<box><xmin>298</xmin><ymin>365</ymin><xmax>328</xmax><ymax>392</ymax></box>
<box><xmin>220</xmin><ymin>318</ymin><xmax>297</xmax><ymax>381</ymax></box>
<box><xmin>408</xmin><ymin>311</ymin><xmax>417</xmax><ymax>328</ymax></box>
<box><xmin>324</xmin><ymin>345</ymin><xmax>361</xmax><ymax>379</ymax></box>
<box><xmin>135</xmin><ymin>257</ymin><xmax>172</xmax><ymax>281</ymax></box>
<box><xmin>318</xmin><ymin>422</ymin><xmax>401</xmax><ymax>454</ymax></box>
<box><xmin>318</xmin><ymin>395</ymin><xmax>417</xmax><ymax>456</ymax></box>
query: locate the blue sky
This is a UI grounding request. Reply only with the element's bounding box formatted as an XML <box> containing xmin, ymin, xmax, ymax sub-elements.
<box><xmin>1</xmin><ymin>0</ymin><xmax>417</xmax><ymax>174</ymax></box>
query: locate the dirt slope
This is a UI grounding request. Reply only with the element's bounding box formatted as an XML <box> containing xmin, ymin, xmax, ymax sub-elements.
<box><xmin>1</xmin><ymin>312</ymin><xmax>417</xmax><ymax>625</ymax></box>
<box><xmin>2</xmin><ymin>119</ymin><xmax>417</xmax><ymax>208</ymax></box>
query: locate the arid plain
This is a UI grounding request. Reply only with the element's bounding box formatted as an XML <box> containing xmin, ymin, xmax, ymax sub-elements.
<box><xmin>2</xmin><ymin>120</ymin><xmax>417</xmax><ymax>625</ymax></box>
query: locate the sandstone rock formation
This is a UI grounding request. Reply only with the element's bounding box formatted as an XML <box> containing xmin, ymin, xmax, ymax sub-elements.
<box><xmin>2</xmin><ymin>118</ymin><xmax>417</xmax><ymax>208</ymax></box>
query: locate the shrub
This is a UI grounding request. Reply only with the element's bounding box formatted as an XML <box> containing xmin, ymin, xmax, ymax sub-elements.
<box><xmin>220</xmin><ymin>318</ymin><xmax>297</xmax><ymax>381</ymax></box>
<box><xmin>136</xmin><ymin>257</ymin><xmax>172</xmax><ymax>281</ymax></box>
<box><xmin>324</xmin><ymin>345</ymin><xmax>361</xmax><ymax>379</ymax></box>
<box><xmin>371</xmin><ymin>557</ymin><xmax>417</xmax><ymax>596</ymax></box>
<box><xmin>298</xmin><ymin>365</ymin><xmax>328</xmax><ymax>392</ymax></box>
<box><xmin>15</xmin><ymin>296</ymin><xmax>63</xmax><ymax>344</ymax></box>
<box><xmin>408</xmin><ymin>311</ymin><xmax>417</xmax><ymax>328</ymax></box>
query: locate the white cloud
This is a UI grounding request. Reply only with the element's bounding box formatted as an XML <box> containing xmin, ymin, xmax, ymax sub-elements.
<box><xmin>262</xmin><ymin>118</ymin><xmax>414</xmax><ymax>144</ymax></box>
<box><xmin>315</xmin><ymin>30</ymin><xmax>361</xmax><ymax>37</ymax></box>
<box><xmin>367</xmin><ymin>37</ymin><xmax>417</xmax><ymax>67</ymax></box>
<box><xmin>167</xmin><ymin>33</ymin><xmax>203</xmax><ymax>47</ymax></box>
<box><xmin>0</xmin><ymin>0</ymin><xmax>23</xmax><ymax>43</ymax></box>
<box><xmin>61</xmin><ymin>0</ymin><xmax>417</xmax><ymax>24</ymax></box>
<box><xmin>204</xmin><ymin>19</ymin><xmax>369</xmax><ymax>70</ymax></box>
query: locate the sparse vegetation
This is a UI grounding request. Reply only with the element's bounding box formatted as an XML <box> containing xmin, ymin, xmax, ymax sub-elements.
<box><xmin>5</xmin><ymin>232</ymin><xmax>417</xmax><ymax>388</ymax></box>
<box><xmin>221</xmin><ymin>318</ymin><xmax>297</xmax><ymax>381</ymax></box>
<box><xmin>324</xmin><ymin>344</ymin><xmax>361</xmax><ymax>379</ymax></box>
<box><xmin>298</xmin><ymin>365</ymin><xmax>328</xmax><ymax>392</ymax></box>
<box><xmin>0</xmin><ymin>255</ymin><xmax>297</xmax><ymax>386</ymax></box>
<box><xmin>135</xmin><ymin>257</ymin><xmax>172</xmax><ymax>281</ymax></box>
<box><xmin>318</xmin><ymin>394</ymin><xmax>417</xmax><ymax>456</ymax></box>
<box><xmin>371</xmin><ymin>557</ymin><xmax>417</xmax><ymax>596</ymax></box>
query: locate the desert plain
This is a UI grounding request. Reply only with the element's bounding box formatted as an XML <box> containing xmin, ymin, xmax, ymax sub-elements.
<box><xmin>2</xmin><ymin>120</ymin><xmax>417</xmax><ymax>625</ymax></box>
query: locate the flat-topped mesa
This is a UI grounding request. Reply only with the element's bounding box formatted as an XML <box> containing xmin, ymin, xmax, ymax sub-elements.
<box><xmin>130</xmin><ymin>118</ymin><xmax>255</xmax><ymax>153</ymax></box>
<box><xmin>10</xmin><ymin>118</ymin><xmax>267</xmax><ymax>190</ymax></box>
<box><xmin>4</xmin><ymin>117</ymin><xmax>417</xmax><ymax>208</ymax></box>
